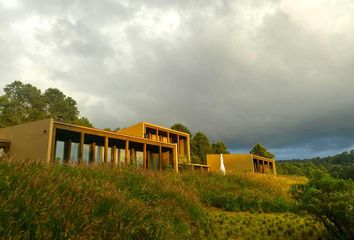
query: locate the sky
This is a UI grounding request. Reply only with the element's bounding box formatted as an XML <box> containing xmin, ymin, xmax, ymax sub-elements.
<box><xmin>1</xmin><ymin>0</ymin><xmax>354</xmax><ymax>159</ymax></box>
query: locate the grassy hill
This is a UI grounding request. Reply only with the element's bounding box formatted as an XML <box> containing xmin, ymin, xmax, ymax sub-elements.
<box><xmin>0</xmin><ymin>160</ymin><xmax>325</xmax><ymax>239</ymax></box>
<box><xmin>277</xmin><ymin>150</ymin><xmax>354</xmax><ymax>180</ymax></box>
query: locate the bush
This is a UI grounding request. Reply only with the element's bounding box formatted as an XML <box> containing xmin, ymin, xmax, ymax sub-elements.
<box><xmin>291</xmin><ymin>171</ymin><xmax>354</xmax><ymax>239</ymax></box>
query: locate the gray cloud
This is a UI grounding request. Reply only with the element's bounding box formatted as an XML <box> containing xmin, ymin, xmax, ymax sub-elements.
<box><xmin>1</xmin><ymin>0</ymin><xmax>354</xmax><ymax>159</ymax></box>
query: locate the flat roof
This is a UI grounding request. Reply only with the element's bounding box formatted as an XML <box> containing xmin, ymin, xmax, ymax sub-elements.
<box><xmin>54</xmin><ymin>121</ymin><xmax>176</xmax><ymax>148</ymax></box>
<box><xmin>207</xmin><ymin>153</ymin><xmax>275</xmax><ymax>161</ymax></box>
<box><xmin>141</xmin><ymin>122</ymin><xmax>190</xmax><ymax>137</ymax></box>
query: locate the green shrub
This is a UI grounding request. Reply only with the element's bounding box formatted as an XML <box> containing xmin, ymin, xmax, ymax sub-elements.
<box><xmin>291</xmin><ymin>171</ymin><xmax>354</xmax><ymax>239</ymax></box>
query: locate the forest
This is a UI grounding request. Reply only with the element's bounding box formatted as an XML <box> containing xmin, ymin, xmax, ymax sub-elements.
<box><xmin>277</xmin><ymin>150</ymin><xmax>354</xmax><ymax>180</ymax></box>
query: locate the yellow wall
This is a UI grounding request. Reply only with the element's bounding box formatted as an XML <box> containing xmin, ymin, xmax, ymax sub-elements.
<box><xmin>0</xmin><ymin>118</ymin><xmax>54</xmax><ymax>162</ymax></box>
<box><xmin>207</xmin><ymin>154</ymin><xmax>254</xmax><ymax>173</ymax></box>
<box><xmin>117</xmin><ymin>122</ymin><xmax>144</xmax><ymax>137</ymax></box>
<box><xmin>120</xmin><ymin>122</ymin><xmax>191</xmax><ymax>163</ymax></box>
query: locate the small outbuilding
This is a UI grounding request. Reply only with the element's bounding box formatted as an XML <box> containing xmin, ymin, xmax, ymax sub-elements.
<box><xmin>207</xmin><ymin>154</ymin><xmax>276</xmax><ymax>174</ymax></box>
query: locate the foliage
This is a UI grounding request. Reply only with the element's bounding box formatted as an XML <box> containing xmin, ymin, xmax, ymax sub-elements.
<box><xmin>0</xmin><ymin>160</ymin><xmax>332</xmax><ymax>239</ymax></box>
<box><xmin>0</xmin><ymin>81</ymin><xmax>46</xmax><ymax>127</ymax></box>
<box><xmin>277</xmin><ymin>150</ymin><xmax>354</xmax><ymax>180</ymax></box>
<box><xmin>211</xmin><ymin>141</ymin><xmax>230</xmax><ymax>154</ymax></box>
<box><xmin>170</xmin><ymin>123</ymin><xmax>192</xmax><ymax>136</ymax></box>
<box><xmin>180</xmin><ymin>171</ymin><xmax>305</xmax><ymax>213</ymax></box>
<box><xmin>191</xmin><ymin>132</ymin><xmax>211</xmax><ymax>164</ymax></box>
<box><xmin>0</xmin><ymin>161</ymin><xmax>210</xmax><ymax>239</ymax></box>
<box><xmin>0</xmin><ymin>81</ymin><xmax>92</xmax><ymax>128</ymax></box>
<box><xmin>291</xmin><ymin>171</ymin><xmax>354</xmax><ymax>239</ymax></box>
<box><xmin>207</xmin><ymin>211</ymin><xmax>324</xmax><ymax>239</ymax></box>
<box><xmin>250</xmin><ymin>143</ymin><xmax>275</xmax><ymax>159</ymax></box>
<box><xmin>277</xmin><ymin>162</ymin><xmax>327</xmax><ymax>177</ymax></box>
<box><xmin>43</xmin><ymin>88</ymin><xmax>79</xmax><ymax>123</ymax></box>
<box><xmin>73</xmin><ymin>116</ymin><xmax>93</xmax><ymax>128</ymax></box>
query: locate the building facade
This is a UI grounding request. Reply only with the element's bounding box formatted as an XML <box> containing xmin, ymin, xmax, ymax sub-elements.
<box><xmin>0</xmin><ymin>119</ymin><xmax>276</xmax><ymax>174</ymax></box>
<box><xmin>0</xmin><ymin>119</ymin><xmax>182</xmax><ymax>172</ymax></box>
<box><xmin>207</xmin><ymin>154</ymin><xmax>276</xmax><ymax>174</ymax></box>
<box><xmin>118</xmin><ymin>122</ymin><xmax>191</xmax><ymax>164</ymax></box>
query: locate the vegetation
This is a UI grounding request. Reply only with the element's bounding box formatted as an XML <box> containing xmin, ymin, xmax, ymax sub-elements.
<box><xmin>291</xmin><ymin>171</ymin><xmax>354</xmax><ymax>239</ymax></box>
<box><xmin>208</xmin><ymin>211</ymin><xmax>324</xmax><ymax>239</ymax></box>
<box><xmin>250</xmin><ymin>143</ymin><xmax>275</xmax><ymax>159</ymax></box>
<box><xmin>191</xmin><ymin>132</ymin><xmax>212</xmax><ymax>164</ymax></box>
<box><xmin>277</xmin><ymin>150</ymin><xmax>354</xmax><ymax>180</ymax></box>
<box><xmin>211</xmin><ymin>141</ymin><xmax>230</xmax><ymax>154</ymax></box>
<box><xmin>0</xmin><ymin>81</ymin><xmax>92</xmax><ymax>128</ymax></box>
<box><xmin>180</xmin><ymin>171</ymin><xmax>304</xmax><ymax>213</ymax></box>
<box><xmin>0</xmin><ymin>161</ymin><xmax>210</xmax><ymax>239</ymax></box>
<box><xmin>0</xmin><ymin>159</ymin><xmax>334</xmax><ymax>239</ymax></box>
<box><xmin>171</xmin><ymin>123</ymin><xmax>192</xmax><ymax>136</ymax></box>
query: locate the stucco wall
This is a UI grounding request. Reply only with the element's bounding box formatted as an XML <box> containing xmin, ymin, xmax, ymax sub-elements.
<box><xmin>118</xmin><ymin>122</ymin><xmax>144</xmax><ymax>137</ymax></box>
<box><xmin>207</xmin><ymin>154</ymin><xmax>254</xmax><ymax>173</ymax></box>
<box><xmin>0</xmin><ymin>118</ymin><xmax>54</xmax><ymax>162</ymax></box>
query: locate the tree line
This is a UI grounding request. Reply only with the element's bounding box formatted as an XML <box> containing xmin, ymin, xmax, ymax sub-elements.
<box><xmin>277</xmin><ymin>150</ymin><xmax>354</xmax><ymax>180</ymax></box>
<box><xmin>0</xmin><ymin>81</ymin><xmax>92</xmax><ymax>128</ymax></box>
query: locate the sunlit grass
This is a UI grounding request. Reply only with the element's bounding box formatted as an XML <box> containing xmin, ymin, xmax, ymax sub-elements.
<box><xmin>0</xmin><ymin>160</ymin><xmax>324</xmax><ymax>239</ymax></box>
<box><xmin>0</xmin><ymin>161</ymin><xmax>210</xmax><ymax>239</ymax></box>
<box><xmin>179</xmin><ymin>171</ymin><xmax>306</xmax><ymax>212</ymax></box>
<box><xmin>206</xmin><ymin>210</ymin><xmax>325</xmax><ymax>240</ymax></box>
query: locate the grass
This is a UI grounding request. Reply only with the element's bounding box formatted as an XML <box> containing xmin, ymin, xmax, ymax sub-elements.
<box><xmin>0</xmin><ymin>161</ymin><xmax>210</xmax><ymax>239</ymax></box>
<box><xmin>0</xmin><ymin>160</ymin><xmax>325</xmax><ymax>239</ymax></box>
<box><xmin>206</xmin><ymin>210</ymin><xmax>324</xmax><ymax>239</ymax></box>
<box><xmin>179</xmin><ymin>171</ymin><xmax>306</xmax><ymax>212</ymax></box>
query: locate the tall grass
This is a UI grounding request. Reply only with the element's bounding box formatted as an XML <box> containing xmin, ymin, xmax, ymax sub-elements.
<box><xmin>0</xmin><ymin>160</ymin><xmax>314</xmax><ymax>239</ymax></box>
<box><xmin>179</xmin><ymin>171</ymin><xmax>306</xmax><ymax>212</ymax></box>
<box><xmin>0</xmin><ymin>161</ymin><xmax>210</xmax><ymax>239</ymax></box>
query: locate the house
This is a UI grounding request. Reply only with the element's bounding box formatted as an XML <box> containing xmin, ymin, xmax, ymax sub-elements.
<box><xmin>0</xmin><ymin>119</ymin><xmax>275</xmax><ymax>174</ymax></box>
<box><xmin>207</xmin><ymin>154</ymin><xmax>276</xmax><ymax>174</ymax></box>
<box><xmin>118</xmin><ymin>122</ymin><xmax>191</xmax><ymax>164</ymax></box>
<box><xmin>0</xmin><ymin>118</ymin><xmax>191</xmax><ymax>172</ymax></box>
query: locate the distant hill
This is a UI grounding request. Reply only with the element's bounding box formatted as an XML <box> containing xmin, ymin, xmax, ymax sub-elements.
<box><xmin>277</xmin><ymin>150</ymin><xmax>354</xmax><ymax>180</ymax></box>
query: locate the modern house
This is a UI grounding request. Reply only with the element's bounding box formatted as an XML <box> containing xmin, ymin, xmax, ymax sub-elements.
<box><xmin>0</xmin><ymin>119</ymin><xmax>276</xmax><ymax>174</ymax></box>
<box><xmin>118</xmin><ymin>122</ymin><xmax>191</xmax><ymax>164</ymax></box>
<box><xmin>207</xmin><ymin>154</ymin><xmax>276</xmax><ymax>174</ymax></box>
<box><xmin>0</xmin><ymin>118</ymin><xmax>185</xmax><ymax>172</ymax></box>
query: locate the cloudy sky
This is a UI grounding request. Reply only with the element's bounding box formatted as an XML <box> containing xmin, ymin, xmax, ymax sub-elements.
<box><xmin>1</xmin><ymin>0</ymin><xmax>354</xmax><ymax>159</ymax></box>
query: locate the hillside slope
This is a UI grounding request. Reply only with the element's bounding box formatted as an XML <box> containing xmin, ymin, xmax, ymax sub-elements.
<box><xmin>0</xmin><ymin>161</ymin><xmax>325</xmax><ymax>239</ymax></box>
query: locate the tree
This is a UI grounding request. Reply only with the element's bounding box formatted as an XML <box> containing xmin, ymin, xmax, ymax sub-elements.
<box><xmin>191</xmin><ymin>132</ymin><xmax>211</xmax><ymax>164</ymax></box>
<box><xmin>171</xmin><ymin>123</ymin><xmax>192</xmax><ymax>137</ymax></box>
<box><xmin>43</xmin><ymin>88</ymin><xmax>79</xmax><ymax>123</ymax></box>
<box><xmin>250</xmin><ymin>143</ymin><xmax>275</xmax><ymax>159</ymax></box>
<box><xmin>211</xmin><ymin>141</ymin><xmax>230</xmax><ymax>154</ymax></box>
<box><xmin>73</xmin><ymin>117</ymin><xmax>93</xmax><ymax>128</ymax></box>
<box><xmin>291</xmin><ymin>171</ymin><xmax>354</xmax><ymax>239</ymax></box>
<box><xmin>0</xmin><ymin>81</ymin><xmax>46</xmax><ymax>127</ymax></box>
<box><xmin>0</xmin><ymin>81</ymin><xmax>93</xmax><ymax>128</ymax></box>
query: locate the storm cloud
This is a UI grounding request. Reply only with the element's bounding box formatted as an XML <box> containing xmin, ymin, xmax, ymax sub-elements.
<box><xmin>1</xmin><ymin>0</ymin><xmax>354</xmax><ymax>159</ymax></box>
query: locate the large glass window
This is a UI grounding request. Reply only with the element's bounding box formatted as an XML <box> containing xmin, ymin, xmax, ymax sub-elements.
<box><xmin>70</xmin><ymin>143</ymin><xmax>79</xmax><ymax>162</ymax></box>
<box><xmin>149</xmin><ymin>152</ymin><xmax>160</xmax><ymax>171</ymax></box>
<box><xmin>83</xmin><ymin>144</ymin><xmax>90</xmax><ymax>164</ymax></box>
<box><xmin>55</xmin><ymin>141</ymin><xmax>64</xmax><ymax>163</ymax></box>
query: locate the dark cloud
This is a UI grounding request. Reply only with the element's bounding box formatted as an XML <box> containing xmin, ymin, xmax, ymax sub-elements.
<box><xmin>1</xmin><ymin>0</ymin><xmax>354</xmax><ymax>159</ymax></box>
